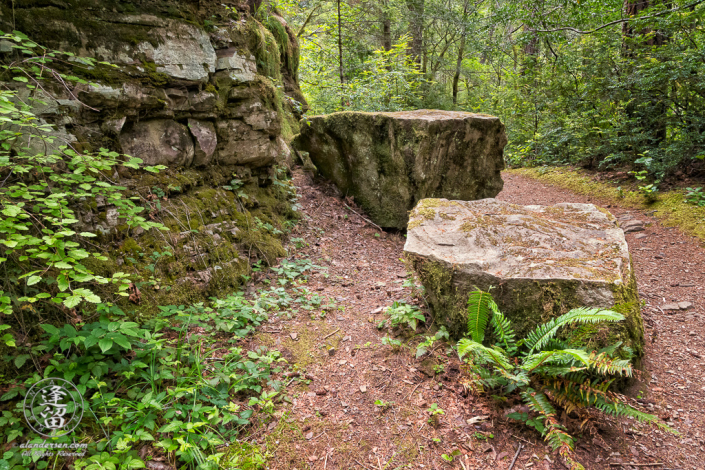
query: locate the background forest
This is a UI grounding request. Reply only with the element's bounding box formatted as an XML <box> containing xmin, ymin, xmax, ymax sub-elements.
<box><xmin>274</xmin><ymin>0</ymin><xmax>705</xmax><ymax>179</ymax></box>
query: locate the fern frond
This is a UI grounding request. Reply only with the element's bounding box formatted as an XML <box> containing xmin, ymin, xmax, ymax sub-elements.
<box><xmin>524</xmin><ymin>308</ymin><xmax>624</xmax><ymax>353</ymax></box>
<box><xmin>540</xmin><ymin>338</ymin><xmax>572</xmax><ymax>352</ymax></box>
<box><xmin>521</xmin><ymin>388</ymin><xmax>557</xmax><ymax>417</ymax></box>
<box><xmin>468</xmin><ymin>366</ymin><xmax>508</xmax><ymax>390</ymax></box>
<box><xmin>458</xmin><ymin>339</ymin><xmax>513</xmax><ymax>370</ymax></box>
<box><xmin>588</xmin><ymin>352</ymin><xmax>634</xmax><ymax>377</ymax></box>
<box><xmin>542</xmin><ymin>415</ymin><xmax>583</xmax><ymax>469</ymax></box>
<box><xmin>490</xmin><ymin>306</ymin><xmax>517</xmax><ymax>353</ymax></box>
<box><xmin>593</xmin><ymin>397</ymin><xmax>672</xmax><ymax>432</ymax></box>
<box><xmin>532</xmin><ymin>365</ymin><xmax>586</xmax><ymax>377</ymax></box>
<box><xmin>597</xmin><ymin>341</ymin><xmax>623</xmax><ymax>357</ymax></box>
<box><xmin>522</xmin><ymin>349</ymin><xmax>590</xmax><ymax>372</ymax></box>
<box><xmin>466</xmin><ymin>289</ymin><xmax>493</xmax><ymax>343</ymax></box>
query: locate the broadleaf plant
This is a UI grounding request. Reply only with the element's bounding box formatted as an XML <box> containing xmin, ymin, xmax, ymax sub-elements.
<box><xmin>0</xmin><ymin>31</ymin><xmax>166</xmax><ymax>343</ymax></box>
<box><xmin>457</xmin><ymin>289</ymin><xmax>673</xmax><ymax>470</ymax></box>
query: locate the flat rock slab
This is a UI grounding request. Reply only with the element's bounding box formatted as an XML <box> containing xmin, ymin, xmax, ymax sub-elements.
<box><xmin>404</xmin><ymin>198</ymin><xmax>644</xmax><ymax>356</ymax></box>
<box><xmin>293</xmin><ymin>110</ymin><xmax>506</xmax><ymax>229</ymax></box>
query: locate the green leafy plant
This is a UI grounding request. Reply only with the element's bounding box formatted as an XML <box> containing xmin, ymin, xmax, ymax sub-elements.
<box><xmin>426</xmin><ymin>403</ymin><xmax>445</xmax><ymax>426</ymax></box>
<box><xmin>685</xmin><ymin>187</ymin><xmax>705</xmax><ymax>207</ymax></box>
<box><xmin>290</xmin><ymin>237</ymin><xmax>307</xmax><ymax>249</ymax></box>
<box><xmin>415</xmin><ymin>326</ymin><xmax>449</xmax><ymax>359</ymax></box>
<box><xmin>458</xmin><ymin>289</ymin><xmax>672</xmax><ymax>470</ymax></box>
<box><xmin>249</xmin><ymin>390</ymin><xmax>278</xmax><ymax>415</ymax></box>
<box><xmin>374</xmin><ymin>399</ymin><xmax>393</xmax><ymax>411</ymax></box>
<box><xmin>1</xmin><ymin>291</ymin><xmax>285</xmax><ymax>470</ymax></box>
<box><xmin>380</xmin><ymin>335</ymin><xmax>405</xmax><ymax>351</ymax></box>
<box><xmin>386</xmin><ymin>301</ymin><xmax>425</xmax><ymax>331</ymax></box>
<box><xmin>0</xmin><ymin>31</ymin><xmax>166</xmax><ymax>346</ymax></box>
<box><xmin>441</xmin><ymin>449</ymin><xmax>460</xmax><ymax>463</ymax></box>
<box><xmin>506</xmin><ymin>412</ymin><xmax>546</xmax><ymax>434</ymax></box>
<box><xmin>629</xmin><ymin>170</ymin><xmax>660</xmax><ymax>202</ymax></box>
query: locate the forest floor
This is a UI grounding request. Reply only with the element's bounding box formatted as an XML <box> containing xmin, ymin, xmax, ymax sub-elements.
<box><xmin>248</xmin><ymin>169</ymin><xmax>704</xmax><ymax>470</ymax></box>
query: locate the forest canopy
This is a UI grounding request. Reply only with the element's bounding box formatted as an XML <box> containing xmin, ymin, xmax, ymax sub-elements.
<box><xmin>271</xmin><ymin>0</ymin><xmax>705</xmax><ymax>178</ymax></box>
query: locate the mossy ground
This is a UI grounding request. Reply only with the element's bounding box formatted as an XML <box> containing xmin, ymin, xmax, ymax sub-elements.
<box><xmin>509</xmin><ymin>167</ymin><xmax>705</xmax><ymax>244</ymax></box>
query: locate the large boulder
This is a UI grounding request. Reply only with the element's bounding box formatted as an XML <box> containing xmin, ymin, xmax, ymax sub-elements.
<box><xmin>292</xmin><ymin>110</ymin><xmax>506</xmax><ymax>229</ymax></box>
<box><xmin>404</xmin><ymin>198</ymin><xmax>644</xmax><ymax>356</ymax></box>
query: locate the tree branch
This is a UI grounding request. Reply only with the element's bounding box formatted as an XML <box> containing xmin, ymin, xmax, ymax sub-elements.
<box><xmin>532</xmin><ymin>0</ymin><xmax>705</xmax><ymax>35</ymax></box>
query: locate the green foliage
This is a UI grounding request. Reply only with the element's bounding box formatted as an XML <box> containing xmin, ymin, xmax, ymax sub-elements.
<box><xmin>685</xmin><ymin>187</ymin><xmax>705</xmax><ymax>207</ymax></box>
<box><xmin>426</xmin><ymin>403</ymin><xmax>444</xmax><ymax>425</ymax></box>
<box><xmin>458</xmin><ymin>289</ymin><xmax>672</xmax><ymax>470</ymax></box>
<box><xmin>300</xmin><ymin>30</ymin><xmax>424</xmax><ymax>113</ymax></box>
<box><xmin>384</xmin><ymin>300</ymin><xmax>425</xmax><ymax>331</ymax></box>
<box><xmin>380</xmin><ymin>334</ymin><xmax>404</xmax><ymax>351</ymax></box>
<box><xmin>0</xmin><ymin>31</ymin><xmax>166</xmax><ymax>348</ymax></box>
<box><xmin>440</xmin><ymin>449</ymin><xmax>460</xmax><ymax>463</ymax></box>
<box><xmin>0</xmin><ymin>288</ymin><xmax>287</xmax><ymax>470</ymax></box>
<box><xmin>415</xmin><ymin>326</ymin><xmax>449</xmax><ymax>359</ymax></box>
<box><xmin>374</xmin><ymin>399</ymin><xmax>394</xmax><ymax>411</ymax></box>
<box><xmin>284</xmin><ymin>0</ymin><xmax>705</xmax><ymax>175</ymax></box>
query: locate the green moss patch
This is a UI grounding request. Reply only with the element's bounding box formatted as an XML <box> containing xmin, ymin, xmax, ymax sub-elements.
<box><xmin>509</xmin><ymin>167</ymin><xmax>705</xmax><ymax>243</ymax></box>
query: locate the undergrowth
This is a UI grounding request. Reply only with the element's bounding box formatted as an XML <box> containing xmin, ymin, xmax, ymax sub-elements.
<box><xmin>0</xmin><ymin>248</ymin><xmax>332</xmax><ymax>469</ymax></box>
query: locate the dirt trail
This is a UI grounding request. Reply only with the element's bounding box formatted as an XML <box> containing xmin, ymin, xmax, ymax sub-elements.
<box><xmin>254</xmin><ymin>170</ymin><xmax>704</xmax><ymax>470</ymax></box>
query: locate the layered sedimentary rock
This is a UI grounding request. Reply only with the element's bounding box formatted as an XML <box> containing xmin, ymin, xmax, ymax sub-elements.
<box><xmin>0</xmin><ymin>0</ymin><xmax>306</xmax><ymax>309</ymax></box>
<box><xmin>3</xmin><ymin>1</ymin><xmax>306</xmax><ymax>170</ymax></box>
<box><xmin>293</xmin><ymin>110</ymin><xmax>506</xmax><ymax>229</ymax></box>
<box><xmin>404</xmin><ymin>198</ymin><xmax>644</xmax><ymax>356</ymax></box>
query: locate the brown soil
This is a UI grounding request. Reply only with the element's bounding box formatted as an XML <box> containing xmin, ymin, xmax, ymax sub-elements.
<box><xmin>251</xmin><ymin>170</ymin><xmax>704</xmax><ymax>470</ymax></box>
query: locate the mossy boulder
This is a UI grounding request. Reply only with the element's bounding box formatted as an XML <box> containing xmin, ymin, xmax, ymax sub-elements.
<box><xmin>404</xmin><ymin>198</ymin><xmax>645</xmax><ymax>358</ymax></box>
<box><xmin>292</xmin><ymin>110</ymin><xmax>506</xmax><ymax>229</ymax></box>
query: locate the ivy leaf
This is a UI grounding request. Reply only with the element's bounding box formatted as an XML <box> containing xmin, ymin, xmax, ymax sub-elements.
<box><xmin>158</xmin><ymin>421</ymin><xmax>183</xmax><ymax>433</ymax></box>
<box><xmin>68</xmin><ymin>249</ymin><xmax>90</xmax><ymax>259</ymax></box>
<box><xmin>83</xmin><ymin>335</ymin><xmax>99</xmax><ymax>349</ymax></box>
<box><xmin>0</xmin><ymin>389</ymin><xmax>19</xmax><ymax>401</ymax></box>
<box><xmin>42</xmin><ymin>324</ymin><xmax>60</xmax><ymax>335</ymax></box>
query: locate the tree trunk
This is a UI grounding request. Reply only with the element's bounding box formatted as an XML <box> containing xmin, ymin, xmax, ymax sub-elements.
<box><xmin>407</xmin><ymin>0</ymin><xmax>424</xmax><ymax>65</ymax></box>
<box><xmin>453</xmin><ymin>0</ymin><xmax>470</xmax><ymax>106</ymax></box>
<box><xmin>382</xmin><ymin>0</ymin><xmax>392</xmax><ymax>51</ymax></box>
<box><xmin>623</xmin><ymin>0</ymin><xmax>669</xmax><ymax>143</ymax></box>
<box><xmin>452</xmin><ymin>35</ymin><xmax>466</xmax><ymax>106</ymax></box>
<box><xmin>338</xmin><ymin>0</ymin><xmax>344</xmax><ymax>108</ymax></box>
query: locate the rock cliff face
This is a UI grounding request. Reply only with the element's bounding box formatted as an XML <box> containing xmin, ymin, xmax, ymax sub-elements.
<box><xmin>0</xmin><ymin>0</ymin><xmax>306</xmax><ymax>309</ymax></box>
<box><xmin>404</xmin><ymin>198</ymin><xmax>644</xmax><ymax>356</ymax></box>
<box><xmin>3</xmin><ymin>0</ymin><xmax>305</xmax><ymax>169</ymax></box>
<box><xmin>292</xmin><ymin>110</ymin><xmax>506</xmax><ymax>229</ymax></box>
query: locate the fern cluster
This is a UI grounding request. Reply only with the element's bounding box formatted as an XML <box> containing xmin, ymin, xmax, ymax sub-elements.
<box><xmin>458</xmin><ymin>289</ymin><xmax>671</xmax><ymax>470</ymax></box>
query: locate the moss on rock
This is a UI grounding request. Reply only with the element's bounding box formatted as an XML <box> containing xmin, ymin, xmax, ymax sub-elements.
<box><xmin>404</xmin><ymin>198</ymin><xmax>645</xmax><ymax>359</ymax></box>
